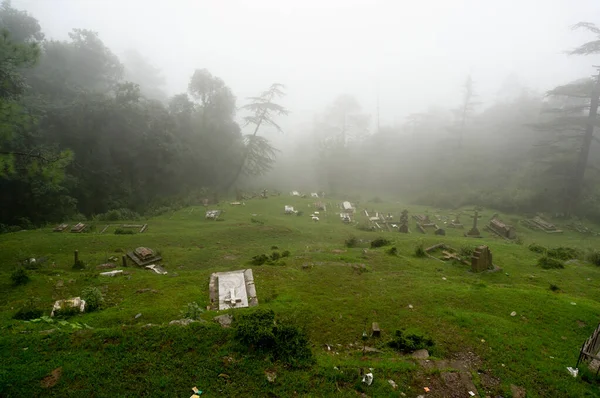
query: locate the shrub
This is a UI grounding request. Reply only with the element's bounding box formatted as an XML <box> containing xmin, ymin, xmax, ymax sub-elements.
<box><xmin>81</xmin><ymin>287</ymin><xmax>104</xmax><ymax>312</ymax></box>
<box><xmin>234</xmin><ymin>309</ymin><xmax>313</xmax><ymax>367</ymax></box>
<box><xmin>386</xmin><ymin>247</ymin><xmax>398</xmax><ymax>256</ymax></box>
<box><xmin>388</xmin><ymin>329</ymin><xmax>434</xmax><ymax>352</ymax></box>
<box><xmin>415</xmin><ymin>243</ymin><xmax>426</xmax><ymax>258</ymax></box>
<box><xmin>251</xmin><ymin>218</ymin><xmax>264</xmax><ymax>224</ymax></box>
<box><xmin>281</xmin><ymin>250</ymin><xmax>290</xmax><ymax>257</ymax></box>
<box><xmin>587</xmin><ymin>250</ymin><xmax>600</xmax><ymax>266</ymax></box>
<box><xmin>53</xmin><ymin>305</ymin><xmax>81</xmax><ymax>319</ymax></box>
<box><xmin>547</xmin><ymin>247</ymin><xmax>580</xmax><ymax>261</ymax></box>
<box><xmin>538</xmin><ymin>256</ymin><xmax>565</xmax><ymax>270</ymax></box>
<box><xmin>528</xmin><ymin>243</ymin><xmax>547</xmax><ymax>254</ymax></box>
<box><xmin>11</xmin><ymin>267</ymin><xmax>30</xmax><ymax>286</ymax></box>
<box><xmin>72</xmin><ymin>259</ymin><xmax>86</xmax><ymax>270</ymax></box>
<box><xmin>7</xmin><ymin>225</ymin><xmax>22</xmax><ymax>233</ymax></box>
<box><xmin>182</xmin><ymin>302</ymin><xmax>204</xmax><ymax>320</ymax></box>
<box><xmin>271</xmin><ymin>246</ymin><xmax>279</xmax><ymax>250</ymax></box>
<box><xmin>296</xmin><ymin>211</ymin><xmax>304</xmax><ymax>217</ymax></box>
<box><xmin>345</xmin><ymin>236</ymin><xmax>358</xmax><ymax>248</ymax></box>
<box><xmin>357</xmin><ymin>223</ymin><xmax>374</xmax><ymax>231</ymax></box>
<box><xmin>114</xmin><ymin>228</ymin><xmax>135</xmax><ymax>235</ymax></box>
<box><xmin>459</xmin><ymin>246</ymin><xmax>474</xmax><ymax>258</ymax></box>
<box><xmin>13</xmin><ymin>297</ymin><xmax>43</xmax><ymax>320</ymax></box>
<box><xmin>250</xmin><ymin>254</ymin><xmax>269</xmax><ymax>266</ymax></box>
<box><xmin>371</xmin><ymin>237</ymin><xmax>392</xmax><ymax>248</ymax></box>
<box><xmin>270</xmin><ymin>251</ymin><xmax>281</xmax><ymax>261</ymax></box>
<box><xmin>95</xmin><ymin>208</ymin><xmax>140</xmax><ymax>221</ymax></box>
<box><xmin>549</xmin><ymin>284</ymin><xmax>560</xmax><ymax>292</ymax></box>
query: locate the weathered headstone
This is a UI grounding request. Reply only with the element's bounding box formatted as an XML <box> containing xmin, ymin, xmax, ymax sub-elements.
<box><xmin>342</xmin><ymin>201</ymin><xmax>355</xmax><ymax>213</ymax></box>
<box><xmin>284</xmin><ymin>205</ymin><xmax>295</xmax><ymax>214</ymax></box>
<box><xmin>471</xmin><ymin>245</ymin><xmax>493</xmax><ymax>272</ymax></box>
<box><xmin>372</xmin><ymin>322</ymin><xmax>381</xmax><ymax>337</ymax></box>
<box><xmin>53</xmin><ymin>223</ymin><xmax>69</xmax><ymax>232</ymax></box>
<box><xmin>399</xmin><ymin>210</ymin><xmax>410</xmax><ymax>233</ymax></box>
<box><xmin>261</xmin><ymin>189</ymin><xmax>268</xmax><ymax>199</ymax></box>
<box><xmin>487</xmin><ymin>217</ymin><xmax>517</xmax><ymax>240</ymax></box>
<box><xmin>70</xmin><ymin>223</ymin><xmax>86</xmax><ymax>233</ymax></box>
<box><xmin>51</xmin><ymin>297</ymin><xmax>86</xmax><ymax>316</ymax></box>
<box><xmin>521</xmin><ymin>216</ymin><xmax>563</xmax><ymax>234</ymax></box>
<box><xmin>126</xmin><ymin>247</ymin><xmax>162</xmax><ymax>266</ymax></box>
<box><xmin>435</xmin><ymin>227</ymin><xmax>446</xmax><ymax>236</ymax></box>
<box><xmin>209</xmin><ymin>269</ymin><xmax>258</xmax><ymax>310</ymax></box>
<box><xmin>448</xmin><ymin>212</ymin><xmax>464</xmax><ymax>229</ymax></box>
<box><xmin>311</xmin><ymin>192</ymin><xmax>319</xmax><ymax>198</ymax></box>
<box><xmin>205</xmin><ymin>210</ymin><xmax>221</xmax><ymax>219</ymax></box>
<box><xmin>464</xmin><ymin>211</ymin><xmax>482</xmax><ymax>238</ymax></box>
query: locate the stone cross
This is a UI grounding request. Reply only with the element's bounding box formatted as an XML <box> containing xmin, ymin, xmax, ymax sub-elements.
<box><xmin>225</xmin><ymin>288</ymin><xmax>242</xmax><ymax>306</ymax></box>
<box><xmin>470</xmin><ymin>210</ymin><xmax>481</xmax><ymax>230</ymax></box>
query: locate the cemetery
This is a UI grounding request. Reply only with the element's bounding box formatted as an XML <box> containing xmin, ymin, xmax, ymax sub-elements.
<box><xmin>2</xmin><ymin>196</ymin><xmax>600</xmax><ymax>397</ymax></box>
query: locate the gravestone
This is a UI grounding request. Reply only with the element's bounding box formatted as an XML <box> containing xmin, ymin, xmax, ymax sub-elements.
<box><xmin>521</xmin><ymin>216</ymin><xmax>563</xmax><ymax>234</ymax></box>
<box><xmin>53</xmin><ymin>223</ymin><xmax>69</xmax><ymax>232</ymax></box>
<box><xmin>342</xmin><ymin>201</ymin><xmax>355</xmax><ymax>213</ymax></box>
<box><xmin>464</xmin><ymin>211</ymin><xmax>482</xmax><ymax>238</ymax></box>
<box><xmin>449</xmin><ymin>213</ymin><xmax>464</xmax><ymax>229</ymax></box>
<box><xmin>209</xmin><ymin>269</ymin><xmax>258</xmax><ymax>310</ymax></box>
<box><xmin>70</xmin><ymin>223</ymin><xmax>86</xmax><ymax>233</ymax></box>
<box><xmin>126</xmin><ymin>247</ymin><xmax>162</xmax><ymax>266</ymax></box>
<box><xmin>435</xmin><ymin>227</ymin><xmax>446</xmax><ymax>236</ymax></box>
<box><xmin>471</xmin><ymin>245</ymin><xmax>493</xmax><ymax>272</ymax></box>
<box><xmin>488</xmin><ymin>217</ymin><xmax>517</xmax><ymax>240</ymax></box>
<box><xmin>399</xmin><ymin>210</ymin><xmax>410</xmax><ymax>233</ymax></box>
<box><xmin>372</xmin><ymin>322</ymin><xmax>381</xmax><ymax>337</ymax></box>
<box><xmin>311</xmin><ymin>192</ymin><xmax>319</xmax><ymax>198</ymax></box>
<box><xmin>205</xmin><ymin>210</ymin><xmax>222</xmax><ymax>219</ymax></box>
<box><xmin>284</xmin><ymin>205</ymin><xmax>295</xmax><ymax>214</ymax></box>
<box><xmin>314</xmin><ymin>202</ymin><xmax>326</xmax><ymax>211</ymax></box>
<box><xmin>261</xmin><ymin>189</ymin><xmax>268</xmax><ymax>199</ymax></box>
<box><xmin>340</xmin><ymin>213</ymin><xmax>352</xmax><ymax>223</ymax></box>
<box><xmin>51</xmin><ymin>297</ymin><xmax>86</xmax><ymax>317</ymax></box>
<box><xmin>413</xmin><ymin>214</ymin><xmax>431</xmax><ymax>224</ymax></box>
<box><xmin>291</xmin><ymin>191</ymin><xmax>300</xmax><ymax>196</ymax></box>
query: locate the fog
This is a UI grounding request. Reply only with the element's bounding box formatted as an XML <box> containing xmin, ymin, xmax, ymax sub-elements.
<box><xmin>3</xmin><ymin>0</ymin><xmax>600</xmax><ymax>225</ymax></box>
<box><xmin>14</xmin><ymin>0</ymin><xmax>599</xmax><ymax>129</ymax></box>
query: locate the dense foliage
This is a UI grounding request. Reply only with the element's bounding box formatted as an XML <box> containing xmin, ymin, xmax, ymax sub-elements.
<box><xmin>0</xmin><ymin>1</ymin><xmax>282</xmax><ymax>227</ymax></box>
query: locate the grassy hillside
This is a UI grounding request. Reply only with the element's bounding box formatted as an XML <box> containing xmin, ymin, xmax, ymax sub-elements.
<box><xmin>1</xmin><ymin>196</ymin><xmax>600</xmax><ymax>397</ymax></box>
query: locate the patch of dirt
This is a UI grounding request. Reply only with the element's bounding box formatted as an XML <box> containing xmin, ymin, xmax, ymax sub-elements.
<box><xmin>577</xmin><ymin>320</ymin><xmax>587</xmax><ymax>328</ymax></box>
<box><xmin>135</xmin><ymin>288</ymin><xmax>159</xmax><ymax>294</ymax></box>
<box><xmin>510</xmin><ymin>384</ymin><xmax>527</xmax><ymax>398</ymax></box>
<box><xmin>40</xmin><ymin>367</ymin><xmax>62</xmax><ymax>388</ymax></box>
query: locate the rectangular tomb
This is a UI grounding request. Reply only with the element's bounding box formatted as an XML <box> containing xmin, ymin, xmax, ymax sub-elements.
<box><xmin>209</xmin><ymin>269</ymin><xmax>258</xmax><ymax>311</ymax></box>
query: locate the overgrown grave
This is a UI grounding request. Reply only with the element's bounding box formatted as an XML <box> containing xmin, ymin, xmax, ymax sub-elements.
<box><xmin>424</xmin><ymin>243</ymin><xmax>469</xmax><ymax>265</ymax></box>
<box><xmin>126</xmin><ymin>247</ymin><xmax>162</xmax><ymax>266</ymax></box>
<box><xmin>521</xmin><ymin>215</ymin><xmax>563</xmax><ymax>234</ymax></box>
<box><xmin>205</xmin><ymin>210</ymin><xmax>222</xmax><ymax>220</ymax></box>
<box><xmin>70</xmin><ymin>223</ymin><xmax>87</xmax><ymax>233</ymax></box>
<box><xmin>340</xmin><ymin>201</ymin><xmax>354</xmax><ymax>224</ymax></box>
<box><xmin>398</xmin><ymin>209</ymin><xmax>410</xmax><ymax>233</ymax></box>
<box><xmin>448</xmin><ymin>212</ymin><xmax>464</xmax><ymax>229</ymax></box>
<box><xmin>413</xmin><ymin>213</ymin><xmax>444</xmax><ymax>235</ymax></box>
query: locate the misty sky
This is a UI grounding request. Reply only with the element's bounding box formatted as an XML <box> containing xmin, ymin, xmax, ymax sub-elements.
<box><xmin>14</xmin><ymin>0</ymin><xmax>600</xmax><ymax>131</ymax></box>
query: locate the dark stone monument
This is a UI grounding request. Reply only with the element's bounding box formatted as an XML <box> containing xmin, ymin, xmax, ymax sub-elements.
<box><xmin>488</xmin><ymin>217</ymin><xmax>516</xmax><ymax>240</ymax></box>
<box><xmin>464</xmin><ymin>211</ymin><xmax>482</xmax><ymax>238</ymax></box>
<box><xmin>471</xmin><ymin>245</ymin><xmax>493</xmax><ymax>272</ymax></box>
<box><xmin>399</xmin><ymin>210</ymin><xmax>410</xmax><ymax>233</ymax></box>
<box><xmin>435</xmin><ymin>227</ymin><xmax>446</xmax><ymax>236</ymax></box>
<box><xmin>126</xmin><ymin>247</ymin><xmax>162</xmax><ymax>266</ymax></box>
<box><xmin>371</xmin><ymin>322</ymin><xmax>381</xmax><ymax>337</ymax></box>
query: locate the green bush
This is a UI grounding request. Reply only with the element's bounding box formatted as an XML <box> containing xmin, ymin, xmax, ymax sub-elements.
<box><xmin>388</xmin><ymin>329</ymin><xmax>434</xmax><ymax>352</ymax></box>
<box><xmin>270</xmin><ymin>251</ymin><xmax>281</xmax><ymax>261</ymax></box>
<box><xmin>459</xmin><ymin>246</ymin><xmax>474</xmax><ymax>258</ymax></box>
<box><xmin>386</xmin><ymin>247</ymin><xmax>398</xmax><ymax>256</ymax></box>
<box><xmin>81</xmin><ymin>287</ymin><xmax>104</xmax><ymax>312</ymax></box>
<box><xmin>528</xmin><ymin>243</ymin><xmax>547</xmax><ymax>254</ymax></box>
<box><xmin>415</xmin><ymin>243</ymin><xmax>426</xmax><ymax>258</ymax></box>
<box><xmin>587</xmin><ymin>250</ymin><xmax>600</xmax><ymax>266</ymax></box>
<box><xmin>95</xmin><ymin>208</ymin><xmax>140</xmax><ymax>221</ymax></box>
<box><xmin>345</xmin><ymin>236</ymin><xmax>358</xmax><ymax>248</ymax></box>
<box><xmin>114</xmin><ymin>228</ymin><xmax>135</xmax><ymax>235</ymax></box>
<box><xmin>250</xmin><ymin>254</ymin><xmax>269</xmax><ymax>266</ymax></box>
<box><xmin>234</xmin><ymin>309</ymin><xmax>313</xmax><ymax>367</ymax></box>
<box><xmin>72</xmin><ymin>259</ymin><xmax>86</xmax><ymax>270</ymax></box>
<box><xmin>13</xmin><ymin>298</ymin><xmax>43</xmax><ymax>320</ymax></box>
<box><xmin>370</xmin><ymin>237</ymin><xmax>391</xmax><ymax>248</ymax></box>
<box><xmin>53</xmin><ymin>305</ymin><xmax>81</xmax><ymax>319</ymax></box>
<box><xmin>281</xmin><ymin>250</ymin><xmax>291</xmax><ymax>257</ymax></box>
<box><xmin>182</xmin><ymin>302</ymin><xmax>204</xmax><ymax>320</ymax></box>
<box><xmin>547</xmin><ymin>247</ymin><xmax>580</xmax><ymax>261</ymax></box>
<box><xmin>549</xmin><ymin>284</ymin><xmax>560</xmax><ymax>292</ymax></box>
<box><xmin>538</xmin><ymin>256</ymin><xmax>565</xmax><ymax>269</ymax></box>
<box><xmin>11</xmin><ymin>268</ymin><xmax>30</xmax><ymax>286</ymax></box>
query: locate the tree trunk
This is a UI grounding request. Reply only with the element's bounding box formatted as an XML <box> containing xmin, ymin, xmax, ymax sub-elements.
<box><xmin>565</xmin><ymin>70</ymin><xmax>600</xmax><ymax>215</ymax></box>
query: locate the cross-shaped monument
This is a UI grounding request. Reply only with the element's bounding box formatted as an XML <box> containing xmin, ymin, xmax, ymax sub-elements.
<box><xmin>225</xmin><ymin>287</ymin><xmax>242</xmax><ymax>306</ymax></box>
<box><xmin>465</xmin><ymin>210</ymin><xmax>482</xmax><ymax>237</ymax></box>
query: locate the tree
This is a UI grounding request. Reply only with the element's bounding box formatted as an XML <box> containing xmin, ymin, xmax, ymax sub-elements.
<box><xmin>121</xmin><ymin>49</ymin><xmax>167</xmax><ymax>102</ymax></box>
<box><xmin>452</xmin><ymin>74</ymin><xmax>480</xmax><ymax>149</ymax></box>
<box><xmin>0</xmin><ymin>0</ymin><xmax>43</xmax><ymax>43</ymax></box>
<box><xmin>570</xmin><ymin>22</ymin><xmax>600</xmax><ymax>55</ymax></box>
<box><xmin>223</xmin><ymin>83</ymin><xmax>288</xmax><ymax>190</ymax></box>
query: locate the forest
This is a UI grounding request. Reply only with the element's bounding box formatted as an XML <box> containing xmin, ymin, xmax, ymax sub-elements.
<box><xmin>1</xmin><ymin>0</ymin><xmax>600</xmax><ymax>229</ymax></box>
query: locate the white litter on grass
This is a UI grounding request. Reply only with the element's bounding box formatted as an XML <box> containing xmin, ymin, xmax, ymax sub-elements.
<box><xmin>571</xmin><ymin>302</ymin><xmax>577</xmax><ymax>305</ymax></box>
<box><xmin>100</xmin><ymin>270</ymin><xmax>123</xmax><ymax>277</ymax></box>
<box><xmin>442</xmin><ymin>277</ymin><xmax>447</xmax><ymax>280</ymax></box>
<box><xmin>510</xmin><ymin>311</ymin><xmax>517</xmax><ymax>316</ymax></box>
<box><xmin>388</xmin><ymin>379</ymin><xmax>398</xmax><ymax>389</ymax></box>
<box><xmin>408</xmin><ymin>304</ymin><xmax>414</xmax><ymax>309</ymax></box>
<box><xmin>362</xmin><ymin>372</ymin><xmax>373</xmax><ymax>386</ymax></box>
<box><xmin>468</xmin><ymin>391</ymin><xmax>476</xmax><ymax>397</ymax></box>
<box><xmin>567</xmin><ymin>367</ymin><xmax>579</xmax><ymax>377</ymax></box>
<box><xmin>146</xmin><ymin>264</ymin><xmax>167</xmax><ymax>275</ymax></box>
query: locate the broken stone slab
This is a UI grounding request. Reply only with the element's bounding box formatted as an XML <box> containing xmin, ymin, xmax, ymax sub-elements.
<box><xmin>100</xmin><ymin>270</ymin><xmax>123</xmax><ymax>277</ymax></box>
<box><xmin>169</xmin><ymin>318</ymin><xmax>198</xmax><ymax>326</ymax></box>
<box><xmin>70</xmin><ymin>223</ymin><xmax>86</xmax><ymax>233</ymax></box>
<box><xmin>214</xmin><ymin>314</ymin><xmax>233</xmax><ymax>328</ymax></box>
<box><xmin>412</xmin><ymin>349</ymin><xmax>430</xmax><ymax>359</ymax></box>
<box><xmin>145</xmin><ymin>264</ymin><xmax>167</xmax><ymax>275</ymax></box>
<box><xmin>53</xmin><ymin>223</ymin><xmax>69</xmax><ymax>232</ymax></box>
<box><xmin>51</xmin><ymin>297</ymin><xmax>86</xmax><ymax>317</ymax></box>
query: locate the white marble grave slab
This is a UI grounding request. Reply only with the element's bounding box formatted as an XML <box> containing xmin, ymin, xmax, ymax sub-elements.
<box><xmin>217</xmin><ymin>270</ymin><xmax>249</xmax><ymax>310</ymax></box>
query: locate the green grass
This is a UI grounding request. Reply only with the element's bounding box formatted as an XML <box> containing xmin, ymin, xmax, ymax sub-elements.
<box><xmin>1</xmin><ymin>198</ymin><xmax>600</xmax><ymax>396</ymax></box>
